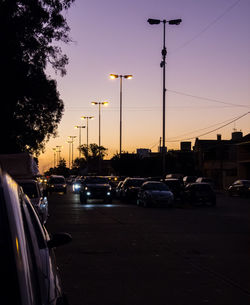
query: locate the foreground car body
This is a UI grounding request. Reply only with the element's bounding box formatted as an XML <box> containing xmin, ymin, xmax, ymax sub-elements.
<box><xmin>184</xmin><ymin>182</ymin><xmax>216</xmax><ymax>206</ymax></box>
<box><xmin>137</xmin><ymin>181</ymin><xmax>174</xmax><ymax>207</ymax></box>
<box><xmin>0</xmin><ymin>169</ymin><xmax>71</xmax><ymax>305</ymax></box>
<box><xmin>79</xmin><ymin>176</ymin><xmax>112</xmax><ymax>204</ymax></box>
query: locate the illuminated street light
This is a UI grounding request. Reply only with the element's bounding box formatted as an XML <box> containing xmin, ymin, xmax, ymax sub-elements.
<box><xmin>147</xmin><ymin>17</ymin><xmax>182</xmax><ymax>175</ymax></box>
<box><xmin>91</xmin><ymin>101</ymin><xmax>109</xmax><ymax>147</ymax></box>
<box><xmin>109</xmin><ymin>73</ymin><xmax>133</xmax><ymax>156</ymax></box>
<box><xmin>74</xmin><ymin>125</ymin><xmax>86</xmax><ymax>158</ymax></box>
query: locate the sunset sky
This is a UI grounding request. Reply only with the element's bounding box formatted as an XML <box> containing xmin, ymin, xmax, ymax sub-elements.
<box><xmin>39</xmin><ymin>0</ymin><xmax>250</xmax><ymax>173</ymax></box>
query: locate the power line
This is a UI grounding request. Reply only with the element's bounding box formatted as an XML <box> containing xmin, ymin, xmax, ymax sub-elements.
<box><xmin>171</xmin><ymin>0</ymin><xmax>242</xmax><ymax>53</ymax></box>
<box><xmin>168</xmin><ymin>89</ymin><xmax>250</xmax><ymax>108</ymax></box>
<box><xmin>166</xmin><ymin>111</ymin><xmax>249</xmax><ymax>142</ymax></box>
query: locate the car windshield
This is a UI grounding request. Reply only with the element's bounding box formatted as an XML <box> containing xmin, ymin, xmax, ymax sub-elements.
<box><xmin>19</xmin><ymin>183</ymin><xmax>39</xmax><ymax>198</ymax></box>
<box><xmin>126</xmin><ymin>179</ymin><xmax>145</xmax><ymax>187</ymax></box>
<box><xmin>242</xmin><ymin>180</ymin><xmax>250</xmax><ymax>186</ymax></box>
<box><xmin>193</xmin><ymin>184</ymin><xmax>212</xmax><ymax>191</ymax></box>
<box><xmin>49</xmin><ymin>177</ymin><xmax>65</xmax><ymax>184</ymax></box>
<box><xmin>84</xmin><ymin>177</ymin><xmax>109</xmax><ymax>184</ymax></box>
<box><xmin>143</xmin><ymin>183</ymin><xmax>169</xmax><ymax>191</ymax></box>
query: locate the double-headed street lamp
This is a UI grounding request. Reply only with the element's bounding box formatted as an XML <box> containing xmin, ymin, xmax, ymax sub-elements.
<box><xmin>147</xmin><ymin>18</ymin><xmax>182</xmax><ymax>175</ymax></box>
<box><xmin>81</xmin><ymin>116</ymin><xmax>94</xmax><ymax>150</ymax></box>
<box><xmin>66</xmin><ymin>140</ymin><xmax>73</xmax><ymax>168</ymax></box>
<box><xmin>74</xmin><ymin>125</ymin><xmax>86</xmax><ymax>158</ymax></box>
<box><xmin>110</xmin><ymin>74</ymin><xmax>133</xmax><ymax>156</ymax></box>
<box><xmin>91</xmin><ymin>101</ymin><xmax>109</xmax><ymax>147</ymax></box>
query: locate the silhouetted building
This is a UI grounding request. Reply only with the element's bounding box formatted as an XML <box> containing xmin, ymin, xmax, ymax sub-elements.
<box><xmin>194</xmin><ymin>132</ymin><xmax>250</xmax><ymax>189</ymax></box>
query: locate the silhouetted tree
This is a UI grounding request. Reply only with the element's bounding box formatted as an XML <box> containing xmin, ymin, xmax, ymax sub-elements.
<box><xmin>0</xmin><ymin>0</ymin><xmax>74</xmax><ymax>154</ymax></box>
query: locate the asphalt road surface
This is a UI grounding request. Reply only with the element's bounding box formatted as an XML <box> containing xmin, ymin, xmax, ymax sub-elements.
<box><xmin>46</xmin><ymin>189</ymin><xmax>250</xmax><ymax>305</ymax></box>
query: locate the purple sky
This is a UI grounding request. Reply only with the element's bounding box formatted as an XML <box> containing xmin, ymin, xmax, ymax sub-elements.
<box><xmin>40</xmin><ymin>0</ymin><xmax>250</xmax><ymax>172</ymax></box>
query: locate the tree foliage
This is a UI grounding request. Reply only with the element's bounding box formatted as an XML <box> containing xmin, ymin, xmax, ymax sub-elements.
<box><xmin>0</xmin><ymin>0</ymin><xmax>74</xmax><ymax>154</ymax></box>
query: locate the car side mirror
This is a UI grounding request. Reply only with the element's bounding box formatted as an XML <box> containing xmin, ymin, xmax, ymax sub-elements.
<box><xmin>47</xmin><ymin>232</ymin><xmax>72</xmax><ymax>249</ymax></box>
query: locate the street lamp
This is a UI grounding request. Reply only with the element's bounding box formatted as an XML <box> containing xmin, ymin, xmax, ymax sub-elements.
<box><xmin>147</xmin><ymin>18</ymin><xmax>182</xmax><ymax>175</ymax></box>
<box><xmin>109</xmin><ymin>74</ymin><xmax>133</xmax><ymax>156</ymax></box>
<box><xmin>68</xmin><ymin>136</ymin><xmax>76</xmax><ymax>168</ymax></box>
<box><xmin>74</xmin><ymin>125</ymin><xmax>86</xmax><ymax>158</ymax></box>
<box><xmin>91</xmin><ymin>101</ymin><xmax>109</xmax><ymax>147</ymax></box>
<box><xmin>52</xmin><ymin>148</ymin><xmax>57</xmax><ymax>167</ymax></box>
<box><xmin>66</xmin><ymin>140</ymin><xmax>73</xmax><ymax>169</ymax></box>
<box><xmin>80</xmin><ymin>116</ymin><xmax>94</xmax><ymax>150</ymax></box>
<box><xmin>56</xmin><ymin>145</ymin><xmax>62</xmax><ymax>165</ymax></box>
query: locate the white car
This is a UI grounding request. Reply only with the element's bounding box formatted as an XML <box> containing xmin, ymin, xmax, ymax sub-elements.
<box><xmin>137</xmin><ymin>181</ymin><xmax>174</xmax><ymax>208</ymax></box>
<box><xmin>17</xmin><ymin>178</ymin><xmax>48</xmax><ymax>224</ymax></box>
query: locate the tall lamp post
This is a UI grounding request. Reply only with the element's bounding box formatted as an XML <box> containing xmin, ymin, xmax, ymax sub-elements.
<box><xmin>56</xmin><ymin>145</ymin><xmax>62</xmax><ymax>165</ymax></box>
<box><xmin>66</xmin><ymin>140</ymin><xmax>73</xmax><ymax>169</ymax></box>
<box><xmin>68</xmin><ymin>136</ymin><xmax>76</xmax><ymax>168</ymax></box>
<box><xmin>52</xmin><ymin>148</ymin><xmax>57</xmax><ymax>167</ymax></box>
<box><xmin>147</xmin><ymin>18</ymin><xmax>182</xmax><ymax>176</ymax></box>
<box><xmin>110</xmin><ymin>74</ymin><xmax>132</xmax><ymax>156</ymax></box>
<box><xmin>91</xmin><ymin>101</ymin><xmax>109</xmax><ymax>147</ymax></box>
<box><xmin>81</xmin><ymin>116</ymin><xmax>94</xmax><ymax>150</ymax></box>
<box><xmin>74</xmin><ymin>125</ymin><xmax>86</xmax><ymax>158</ymax></box>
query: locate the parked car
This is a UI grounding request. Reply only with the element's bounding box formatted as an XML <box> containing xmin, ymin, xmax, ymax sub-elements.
<box><xmin>137</xmin><ymin>181</ymin><xmax>174</xmax><ymax>208</ymax></box>
<box><xmin>120</xmin><ymin>177</ymin><xmax>147</xmax><ymax>202</ymax></box>
<box><xmin>163</xmin><ymin>178</ymin><xmax>184</xmax><ymax>202</ymax></box>
<box><xmin>17</xmin><ymin>178</ymin><xmax>48</xmax><ymax>224</ymax></box>
<box><xmin>184</xmin><ymin>182</ymin><xmax>216</xmax><ymax>206</ymax></box>
<box><xmin>228</xmin><ymin>180</ymin><xmax>250</xmax><ymax>197</ymax></box>
<box><xmin>79</xmin><ymin>176</ymin><xmax>112</xmax><ymax>204</ymax></box>
<box><xmin>72</xmin><ymin>179</ymin><xmax>84</xmax><ymax>193</ymax></box>
<box><xmin>196</xmin><ymin>177</ymin><xmax>214</xmax><ymax>188</ymax></box>
<box><xmin>47</xmin><ymin>175</ymin><xmax>67</xmax><ymax>194</ymax></box>
<box><xmin>0</xmin><ymin>169</ymin><xmax>72</xmax><ymax>305</ymax></box>
<box><xmin>115</xmin><ymin>180</ymin><xmax>124</xmax><ymax>198</ymax></box>
<box><xmin>183</xmin><ymin>176</ymin><xmax>197</xmax><ymax>186</ymax></box>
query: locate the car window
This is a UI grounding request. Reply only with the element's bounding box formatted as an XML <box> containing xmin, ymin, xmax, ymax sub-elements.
<box><xmin>143</xmin><ymin>183</ymin><xmax>169</xmax><ymax>191</ymax></box>
<box><xmin>49</xmin><ymin>177</ymin><xmax>65</xmax><ymax>184</ymax></box>
<box><xmin>19</xmin><ymin>182</ymin><xmax>39</xmax><ymax>199</ymax></box>
<box><xmin>84</xmin><ymin>177</ymin><xmax>109</xmax><ymax>184</ymax></box>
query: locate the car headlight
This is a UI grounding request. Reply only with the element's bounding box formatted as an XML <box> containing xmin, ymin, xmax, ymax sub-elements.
<box><xmin>86</xmin><ymin>191</ymin><xmax>91</xmax><ymax>196</ymax></box>
<box><xmin>74</xmin><ymin>184</ymin><xmax>81</xmax><ymax>190</ymax></box>
<box><xmin>85</xmin><ymin>186</ymin><xmax>88</xmax><ymax>190</ymax></box>
<box><xmin>107</xmin><ymin>192</ymin><xmax>111</xmax><ymax>196</ymax></box>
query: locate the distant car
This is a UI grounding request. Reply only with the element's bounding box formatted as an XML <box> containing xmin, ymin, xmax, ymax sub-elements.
<box><xmin>47</xmin><ymin>175</ymin><xmax>67</xmax><ymax>194</ymax></box>
<box><xmin>115</xmin><ymin>180</ymin><xmax>124</xmax><ymax>198</ymax></box>
<box><xmin>228</xmin><ymin>180</ymin><xmax>250</xmax><ymax>197</ymax></box>
<box><xmin>17</xmin><ymin>178</ymin><xmax>48</xmax><ymax>224</ymax></box>
<box><xmin>183</xmin><ymin>176</ymin><xmax>197</xmax><ymax>186</ymax></box>
<box><xmin>79</xmin><ymin>176</ymin><xmax>112</xmax><ymax>204</ymax></box>
<box><xmin>72</xmin><ymin>179</ymin><xmax>84</xmax><ymax>193</ymax></box>
<box><xmin>137</xmin><ymin>181</ymin><xmax>174</xmax><ymax>208</ymax></box>
<box><xmin>184</xmin><ymin>182</ymin><xmax>216</xmax><ymax>206</ymax></box>
<box><xmin>196</xmin><ymin>177</ymin><xmax>214</xmax><ymax>188</ymax></box>
<box><xmin>0</xmin><ymin>169</ymin><xmax>71</xmax><ymax>305</ymax></box>
<box><xmin>120</xmin><ymin>177</ymin><xmax>147</xmax><ymax>202</ymax></box>
<box><xmin>163</xmin><ymin>178</ymin><xmax>184</xmax><ymax>202</ymax></box>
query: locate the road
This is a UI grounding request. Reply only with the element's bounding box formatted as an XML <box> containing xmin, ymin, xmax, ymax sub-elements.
<box><xmin>46</xmin><ymin>189</ymin><xmax>250</xmax><ymax>305</ymax></box>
